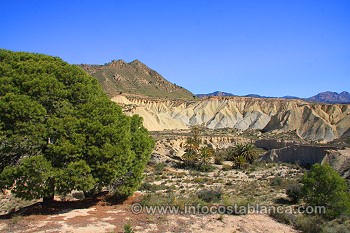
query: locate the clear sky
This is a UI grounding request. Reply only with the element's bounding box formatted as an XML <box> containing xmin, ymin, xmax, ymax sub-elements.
<box><xmin>1</xmin><ymin>0</ymin><xmax>349</xmax><ymax>97</ymax></box>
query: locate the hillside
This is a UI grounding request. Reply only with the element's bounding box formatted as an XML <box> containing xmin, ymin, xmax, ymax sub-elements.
<box><xmin>113</xmin><ymin>95</ymin><xmax>350</xmax><ymax>142</ymax></box>
<box><xmin>79</xmin><ymin>60</ymin><xmax>194</xmax><ymax>100</ymax></box>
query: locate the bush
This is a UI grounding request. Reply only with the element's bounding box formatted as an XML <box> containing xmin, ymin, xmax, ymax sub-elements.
<box><xmin>221</xmin><ymin>195</ymin><xmax>255</xmax><ymax>215</ymax></box>
<box><xmin>139</xmin><ymin>182</ymin><xmax>166</xmax><ymax>192</ymax></box>
<box><xmin>222</xmin><ymin>164</ymin><xmax>232</xmax><ymax>171</ymax></box>
<box><xmin>197</xmin><ymin>189</ymin><xmax>222</xmax><ymax>203</ymax></box>
<box><xmin>196</xmin><ymin>163</ymin><xmax>215</xmax><ymax>172</ymax></box>
<box><xmin>154</xmin><ymin>162</ymin><xmax>166</xmax><ymax>175</ymax></box>
<box><xmin>295</xmin><ymin>215</ymin><xmax>324</xmax><ymax>233</ymax></box>
<box><xmin>270</xmin><ymin>176</ymin><xmax>283</xmax><ymax>187</ymax></box>
<box><xmin>286</xmin><ymin>183</ymin><xmax>302</xmax><ymax>203</ymax></box>
<box><xmin>322</xmin><ymin>218</ymin><xmax>350</xmax><ymax>233</ymax></box>
<box><xmin>124</xmin><ymin>222</ymin><xmax>134</xmax><ymax>233</ymax></box>
<box><xmin>214</xmin><ymin>152</ymin><xmax>224</xmax><ymax>165</ymax></box>
<box><xmin>269</xmin><ymin>211</ymin><xmax>297</xmax><ymax>225</ymax></box>
<box><xmin>302</xmin><ymin>164</ymin><xmax>350</xmax><ymax>219</ymax></box>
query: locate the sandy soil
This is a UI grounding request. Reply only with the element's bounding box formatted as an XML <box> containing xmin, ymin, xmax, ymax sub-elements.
<box><xmin>0</xmin><ymin>193</ymin><xmax>299</xmax><ymax>233</ymax></box>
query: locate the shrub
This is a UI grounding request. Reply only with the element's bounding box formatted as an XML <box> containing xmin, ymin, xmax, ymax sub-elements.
<box><xmin>222</xmin><ymin>164</ymin><xmax>232</xmax><ymax>171</ymax></box>
<box><xmin>214</xmin><ymin>152</ymin><xmax>224</xmax><ymax>165</ymax></box>
<box><xmin>295</xmin><ymin>215</ymin><xmax>324</xmax><ymax>233</ymax></box>
<box><xmin>197</xmin><ymin>189</ymin><xmax>222</xmax><ymax>203</ymax></box>
<box><xmin>322</xmin><ymin>218</ymin><xmax>350</xmax><ymax>233</ymax></box>
<box><xmin>154</xmin><ymin>162</ymin><xmax>166</xmax><ymax>175</ymax></box>
<box><xmin>270</xmin><ymin>176</ymin><xmax>283</xmax><ymax>187</ymax></box>
<box><xmin>269</xmin><ymin>211</ymin><xmax>297</xmax><ymax>225</ymax></box>
<box><xmin>286</xmin><ymin>183</ymin><xmax>302</xmax><ymax>203</ymax></box>
<box><xmin>124</xmin><ymin>222</ymin><xmax>134</xmax><ymax>233</ymax></box>
<box><xmin>195</xmin><ymin>163</ymin><xmax>215</xmax><ymax>172</ymax></box>
<box><xmin>302</xmin><ymin>164</ymin><xmax>350</xmax><ymax>219</ymax></box>
<box><xmin>139</xmin><ymin>182</ymin><xmax>166</xmax><ymax>192</ymax></box>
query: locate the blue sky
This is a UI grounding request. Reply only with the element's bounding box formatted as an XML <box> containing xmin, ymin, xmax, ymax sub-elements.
<box><xmin>1</xmin><ymin>0</ymin><xmax>349</xmax><ymax>97</ymax></box>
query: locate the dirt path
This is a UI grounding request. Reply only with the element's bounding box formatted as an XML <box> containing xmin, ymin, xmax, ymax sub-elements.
<box><xmin>0</xmin><ymin>194</ymin><xmax>299</xmax><ymax>233</ymax></box>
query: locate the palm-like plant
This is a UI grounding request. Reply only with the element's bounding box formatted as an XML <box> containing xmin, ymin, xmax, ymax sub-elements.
<box><xmin>183</xmin><ymin>128</ymin><xmax>201</xmax><ymax>166</ymax></box>
<box><xmin>240</xmin><ymin>144</ymin><xmax>257</xmax><ymax>164</ymax></box>
<box><xmin>230</xmin><ymin>143</ymin><xmax>257</xmax><ymax>165</ymax></box>
<box><xmin>232</xmin><ymin>155</ymin><xmax>248</xmax><ymax>169</ymax></box>
<box><xmin>183</xmin><ymin>149</ymin><xmax>196</xmax><ymax>166</ymax></box>
<box><xmin>199</xmin><ymin>145</ymin><xmax>214</xmax><ymax>165</ymax></box>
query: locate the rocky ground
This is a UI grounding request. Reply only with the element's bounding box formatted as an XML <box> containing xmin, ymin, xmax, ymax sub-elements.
<box><xmin>0</xmin><ymin>161</ymin><xmax>303</xmax><ymax>233</ymax></box>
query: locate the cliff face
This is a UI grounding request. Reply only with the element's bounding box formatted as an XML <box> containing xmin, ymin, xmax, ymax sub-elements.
<box><xmin>113</xmin><ymin>95</ymin><xmax>350</xmax><ymax>142</ymax></box>
<box><xmin>260</xmin><ymin>145</ymin><xmax>334</xmax><ymax>166</ymax></box>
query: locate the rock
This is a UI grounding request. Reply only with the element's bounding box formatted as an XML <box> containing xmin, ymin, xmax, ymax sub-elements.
<box><xmin>113</xmin><ymin>96</ymin><xmax>350</xmax><ymax>142</ymax></box>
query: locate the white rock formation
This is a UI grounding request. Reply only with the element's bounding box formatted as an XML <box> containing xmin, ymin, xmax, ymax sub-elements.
<box><xmin>113</xmin><ymin>96</ymin><xmax>350</xmax><ymax>142</ymax></box>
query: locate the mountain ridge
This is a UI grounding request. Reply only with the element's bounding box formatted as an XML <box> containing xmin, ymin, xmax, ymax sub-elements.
<box><xmin>78</xmin><ymin>59</ymin><xmax>350</xmax><ymax>142</ymax></box>
<box><xmin>197</xmin><ymin>91</ymin><xmax>350</xmax><ymax>104</ymax></box>
<box><xmin>79</xmin><ymin>59</ymin><xmax>195</xmax><ymax>100</ymax></box>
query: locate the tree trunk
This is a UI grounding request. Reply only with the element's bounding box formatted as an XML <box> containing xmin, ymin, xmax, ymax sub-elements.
<box><xmin>43</xmin><ymin>193</ymin><xmax>54</xmax><ymax>203</ymax></box>
<box><xmin>43</xmin><ymin>177</ymin><xmax>55</xmax><ymax>204</ymax></box>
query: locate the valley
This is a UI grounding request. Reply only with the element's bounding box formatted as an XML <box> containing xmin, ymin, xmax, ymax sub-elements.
<box><xmin>1</xmin><ymin>53</ymin><xmax>350</xmax><ymax>233</ymax></box>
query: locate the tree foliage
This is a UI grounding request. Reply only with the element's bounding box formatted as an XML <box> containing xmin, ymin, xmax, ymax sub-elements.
<box><xmin>302</xmin><ymin>163</ymin><xmax>350</xmax><ymax>219</ymax></box>
<box><xmin>183</xmin><ymin>127</ymin><xmax>201</xmax><ymax>167</ymax></box>
<box><xmin>228</xmin><ymin>143</ymin><xmax>258</xmax><ymax>169</ymax></box>
<box><xmin>182</xmin><ymin>127</ymin><xmax>214</xmax><ymax>172</ymax></box>
<box><xmin>0</xmin><ymin>49</ymin><xmax>154</xmax><ymax>201</ymax></box>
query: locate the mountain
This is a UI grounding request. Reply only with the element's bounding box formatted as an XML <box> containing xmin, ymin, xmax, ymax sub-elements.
<box><xmin>307</xmin><ymin>91</ymin><xmax>350</xmax><ymax>104</ymax></box>
<box><xmin>113</xmin><ymin>96</ymin><xmax>350</xmax><ymax>142</ymax></box>
<box><xmin>196</xmin><ymin>91</ymin><xmax>236</xmax><ymax>98</ymax></box>
<box><xmin>197</xmin><ymin>91</ymin><xmax>349</xmax><ymax>104</ymax></box>
<box><xmin>78</xmin><ymin>59</ymin><xmax>350</xmax><ymax>142</ymax></box>
<box><xmin>197</xmin><ymin>92</ymin><xmax>277</xmax><ymax>99</ymax></box>
<box><xmin>244</xmin><ymin>94</ymin><xmax>268</xmax><ymax>98</ymax></box>
<box><xmin>79</xmin><ymin>60</ymin><xmax>194</xmax><ymax>100</ymax></box>
<box><xmin>281</xmin><ymin>96</ymin><xmax>300</xmax><ymax>100</ymax></box>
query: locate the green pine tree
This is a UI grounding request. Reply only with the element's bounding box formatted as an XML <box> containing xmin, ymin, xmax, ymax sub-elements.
<box><xmin>0</xmin><ymin>49</ymin><xmax>154</xmax><ymax>202</ymax></box>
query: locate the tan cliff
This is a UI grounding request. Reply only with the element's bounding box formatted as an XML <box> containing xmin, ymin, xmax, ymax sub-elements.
<box><xmin>112</xmin><ymin>95</ymin><xmax>350</xmax><ymax>142</ymax></box>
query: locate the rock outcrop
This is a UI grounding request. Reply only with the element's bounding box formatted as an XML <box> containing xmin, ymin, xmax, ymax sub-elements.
<box><xmin>325</xmin><ymin>148</ymin><xmax>350</xmax><ymax>179</ymax></box>
<box><xmin>260</xmin><ymin>145</ymin><xmax>336</xmax><ymax>167</ymax></box>
<box><xmin>113</xmin><ymin>95</ymin><xmax>350</xmax><ymax>142</ymax></box>
<box><xmin>261</xmin><ymin>146</ymin><xmax>350</xmax><ymax>179</ymax></box>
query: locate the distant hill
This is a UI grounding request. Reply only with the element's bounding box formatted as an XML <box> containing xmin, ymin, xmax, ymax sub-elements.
<box><xmin>79</xmin><ymin>60</ymin><xmax>194</xmax><ymax>100</ymax></box>
<box><xmin>197</xmin><ymin>91</ymin><xmax>349</xmax><ymax>104</ymax></box>
<box><xmin>307</xmin><ymin>91</ymin><xmax>350</xmax><ymax>104</ymax></box>
<box><xmin>196</xmin><ymin>91</ymin><xmax>237</xmax><ymax>98</ymax></box>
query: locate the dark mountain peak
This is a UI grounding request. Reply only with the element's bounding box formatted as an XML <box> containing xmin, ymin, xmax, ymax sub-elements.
<box><xmin>244</xmin><ymin>94</ymin><xmax>264</xmax><ymax>98</ymax></box>
<box><xmin>307</xmin><ymin>91</ymin><xmax>350</xmax><ymax>104</ymax></box>
<box><xmin>196</xmin><ymin>91</ymin><xmax>236</xmax><ymax>98</ymax></box>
